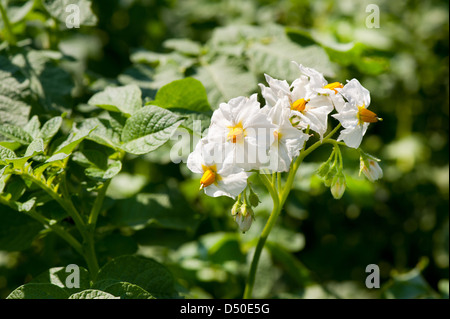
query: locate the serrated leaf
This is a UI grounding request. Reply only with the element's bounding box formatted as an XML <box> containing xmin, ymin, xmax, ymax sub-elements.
<box><xmin>6</xmin><ymin>283</ymin><xmax>70</xmax><ymax>299</ymax></box>
<box><xmin>95</xmin><ymin>255</ymin><xmax>176</xmax><ymax>298</ymax></box>
<box><xmin>68</xmin><ymin>289</ymin><xmax>118</xmax><ymax>299</ymax></box>
<box><xmin>151</xmin><ymin>78</ymin><xmax>211</xmax><ymax>112</ymax></box>
<box><xmin>88</xmin><ymin>84</ymin><xmax>142</xmax><ymax>116</ymax></box>
<box><xmin>0</xmin><ymin>124</ymin><xmax>33</xmax><ymax>145</ymax></box>
<box><xmin>194</xmin><ymin>57</ymin><xmax>256</xmax><ymax>108</ymax></box>
<box><xmin>39</xmin><ymin>116</ymin><xmax>62</xmax><ymax>145</ymax></box>
<box><xmin>42</xmin><ymin>0</ymin><xmax>98</xmax><ymax>26</ymax></box>
<box><xmin>121</xmin><ymin>105</ymin><xmax>184</xmax><ymax>155</ymax></box>
<box><xmin>92</xmin><ymin>280</ymin><xmax>154</xmax><ymax>299</ymax></box>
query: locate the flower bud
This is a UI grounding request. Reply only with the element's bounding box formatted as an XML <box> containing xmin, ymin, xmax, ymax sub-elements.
<box><xmin>231</xmin><ymin>200</ymin><xmax>241</xmax><ymax>216</ymax></box>
<box><xmin>248</xmin><ymin>188</ymin><xmax>260</xmax><ymax>207</ymax></box>
<box><xmin>359</xmin><ymin>152</ymin><xmax>383</xmax><ymax>182</ymax></box>
<box><xmin>317</xmin><ymin>162</ymin><xmax>331</xmax><ymax>178</ymax></box>
<box><xmin>330</xmin><ymin>173</ymin><xmax>346</xmax><ymax>199</ymax></box>
<box><xmin>234</xmin><ymin>204</ymin><xmax>254</xmax><ymax>233</ymax></box>
<box><xmin>323</xmin><ymin>166</ymin><xmax>338</xmax><ymax>187</ymax></box>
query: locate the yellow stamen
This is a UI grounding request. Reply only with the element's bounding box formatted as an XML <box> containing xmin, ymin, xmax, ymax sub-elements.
<box><xmin>227</xmin><ymin>122</ymin><xmax>245</xmax><ymax>143</ymax></box>
<box><xmin>273</xmin><ymin>130</ymin><xmax>282</xmax><ymax>142</ymax></box>
<box><xmin>357</xmin><ymin>105</ymin><xmax>381</xmax><ymax>124</ymax></box>
<box><xmin>200</xmin><ymin>165</ymin><xmax>217</xmax><ymax>189</ymax></box>
<box><xmin>291</xmin><ymin>98</ymin><xmax>308</xmax><ymax>113</ymax></box>
<box><xmin>323</xmin><ymin>82</ymin><xmax>343</xmax><ymax>94</ymax></box>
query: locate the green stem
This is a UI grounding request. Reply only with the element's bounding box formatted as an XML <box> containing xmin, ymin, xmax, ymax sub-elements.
<box><xmin>243</xmin><ymin>124</ymin><xmax>341</xmax><ymax>298</ymax></box>
<box><xmin>88</xmin><ymin>180</ymin><xmax>110</xmax><ymax>228</ymax></box>
<box><xmin>0</xmin><ymin>1</ymin><xmax>16</xmax><ymax>45</ymax></box>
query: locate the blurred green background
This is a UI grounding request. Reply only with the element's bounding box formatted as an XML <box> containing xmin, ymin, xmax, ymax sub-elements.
<box><xmin>0</xmin><ymin>0</ymin><xmax>448</xmax><ymax>298</ymax></box>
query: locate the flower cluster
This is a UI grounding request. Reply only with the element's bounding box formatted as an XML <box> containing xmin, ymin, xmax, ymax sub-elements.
<box><xmin>187</xmin><ymin>62</ymin><xmax>382</xmax><ymax>229</ymax></box>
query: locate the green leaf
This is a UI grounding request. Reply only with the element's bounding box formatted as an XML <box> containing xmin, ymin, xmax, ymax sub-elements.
<box><xmin>0</xmin><ymin>54</ymin><xmax>31</xmax><ymax>127</ymax></box>
<box><xmin>23</xmin><ymin>115</ymin><xmax>41</xmax><ymax>139</ymax></box>
<box><xmin>0</xmin><ymin>124</ymin><xmax>34</xmax><ymax>145</ymax></box>
<box><xmin>39</xmin><ymin>116</ymin><xmax>63</xmax><ymax>145</ymax></box>
<box><xmin>12</xmin><ymin>49</ymin><xmax>75</xmax><ymax>113</ymax></box>
<box><xmin>247</xmin><ymin>39</ymin><xmax>335</xmax><ymax>82</ymax></box>
<box><xmin>85</xmin><ymin>160</ymin><xmax>122</xmax><ymax>182</ymax></box>
<box><xmin>31</xmin><ymin>266</ymin><xmax>90</xmax><ymax>294</ymax></box>
<box><xmin>163</xmin><ymin>38</ymin><xmax>202</xmax><ymax>56</ymax></box>
<box><xmin>152</xmin><ymin>78</ymin><xmax>211</xmax><ymax>112</ymax></box>
<box><xmin>96</xmin><ymin>255</ymin><xmax>177</xmax><ymax>298</ymax></box>
<box><xmin>53</xmin><ymin>128</ymin><xmax>92</xmax><ymax>155</ymax></box>
<box><xmin>68</xmin><ymin>289</ymin><xmax>118</xmax><ymax>299</ymax></box>
<box><xmin>194</xmin><ymin>57</ymin><xmax>257</xmax><ymax>108</ymax></box>
<box><xmin>382</xmin><ymin>260</ymin><xmax>438</xmax><ymax>299</ymax></box>
<box><xmin>0</xmin><ymin>0</ymin><xmax>34</xmax><ymax>26</ymax></box>
<box><xmin>42</xmin><ymin>0</ymin><xmax>98</xmax><ymax>26</ymax></box>
<box><xmin>0</xmin><ymin>205</ymin><xmax>43</xmax><ymax>251</ymax></box>
<box><xmin>88</xmin><ymin>84</ymin><xmax>142</xmax><ymax>116</ymax></box>
<box><xmin>0</xmin><ymin>145</ymin><xmax>16</xmax><ymax>165</ymax></box>
<box><xmin>121</xmin><ymin>105</ymin><xmax>184</xmax><ymax>155</ymax></box>
<box><xmin>76</xmin><ymin>117</ymin><xmax>122</xmax><ymax>150</ymax></box>
<box><xmin>7</xmin><ymin>283</ymin><xmax>70</xmax><ymax>299</ymax></box>
<box><xmin>6</xmin><ymin>138</ymin><xmax>45</xmax><ymax>169</ymax></box>
<box><xmin>92</xmin><ymin>280</ymin><xmax>155</xmax><ymax>299</ymax></box>
<box><xmin>109</xmin><ymin>191</ymin><xmax>201</xmax><ymax>232</ymax></box>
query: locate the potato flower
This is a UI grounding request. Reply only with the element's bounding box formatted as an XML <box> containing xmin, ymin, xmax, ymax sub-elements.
<box><xmin>332</xmin><ymin>79</ymin><xmax>382</xmax><ymax>149</ymax></box>
<box><xmin>187</xmin><ymin>140</ymin><xmax>250</xmax><ymax>199</ymax></box>
<box><xmin>207</xmin><ymin>94</ymin><xmax>275</xmax><ymax>171</ymax></box>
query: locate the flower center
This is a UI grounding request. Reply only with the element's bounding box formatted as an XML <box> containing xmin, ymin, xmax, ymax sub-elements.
<box><xmin>200</xmin><ymin>165</ymin><xmax>217</xmax><ymax>189</ymax></box>
<box><xmin>227</xmin><ymin>122</ymin><xmax>245</xmax><ymax>143</ymax></box>
<box><xmin>357</xmin><ymin>105</ymin><xmax>380</xmax><ymax>125</ymax></box>
<box><xmin>323</xmin><ymin>82</ymin><xmax>344</xmax><ymax>94</ymax></box>
<box><xmin>291</xmin><ymin>98</ymin><xmax>308</xmax><ymax>113</ymax></box>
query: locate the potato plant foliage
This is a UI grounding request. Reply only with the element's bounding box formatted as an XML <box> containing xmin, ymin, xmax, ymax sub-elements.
<box><xmin>0</xmin><ymin>0</ymin><xmax>448</xmax><ymax>299</ymax></box>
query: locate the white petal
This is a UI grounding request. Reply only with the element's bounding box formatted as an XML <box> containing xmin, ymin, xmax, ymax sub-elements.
<box><xmin>337</xmin><ymin>125</ymin><xmax>364</xmax><ymax>149</ymax></box>
<box><xmin>342</xmin><ymin>78</ymin><xmax>371</xmax><ymax>107</ymax></box>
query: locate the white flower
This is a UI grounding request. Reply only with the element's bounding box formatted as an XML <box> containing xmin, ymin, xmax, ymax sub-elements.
<box><xmin>259</xmin><ymin>63</ymin><xmax>344</xmax><ymax>138</ymax></box>
<box><xmin>264</xmin><ymin>97</ymin><xmax>310</xmax><ymax>172</ymax></box>
<box><xmin>359</xmin><ymin>153</ymin><xmax>383</xmax><ymax>182</ymax></box>
<box><xmin>187</xmin><ymin>140</ymin><xmax>250</xmax><ymax>199</ymax></box>
<box><xmin>332</xmin><ymin>79</ymin><xmax>381</xmax><ymax>149</ymax></box>
<box><xmin>233</xmin><ymin>205</ymin><xmax>254</xmax><ymax>233</ymax></box>
<box><xmin>207</xmin><ymin>94</ymin><xmax>275</xmax><ymax>171</ymax></box>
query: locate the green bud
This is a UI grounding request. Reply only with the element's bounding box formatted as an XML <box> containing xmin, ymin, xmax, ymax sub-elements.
<box><xmin>248</xmin><ymin>188</ymin><xmax>260</xmax><ymax>207</ymax></box>
<box><xmin>231</xmin><ymin>200</ymin><xmax>241</xmax><ymax>216</ymax></box>
<box><xmin>317</xmin><ymin>162</ymin><xmax>331</xmax><ymax>178</ymax></box>
<box><xmin>330</xmin><ymin>173</ymin><xmax>346</xmax><ymax>199</ymax></box>
<box><xmin>323</xmin><ymin>166</ymin><xmax>338</xmax><ymax>187</ymax></box>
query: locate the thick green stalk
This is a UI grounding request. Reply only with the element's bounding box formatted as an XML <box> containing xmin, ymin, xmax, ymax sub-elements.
<box><xmin>243</xmin><ymin>124</ymin><xmax>341</xmax><ymax>298</ymax></box>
